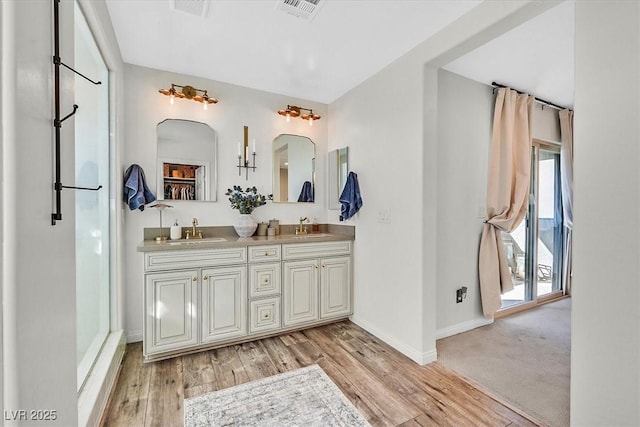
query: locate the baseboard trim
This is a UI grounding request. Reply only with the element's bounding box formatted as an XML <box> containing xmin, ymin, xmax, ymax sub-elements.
<box><xmin>350</xmin><ymin>316</ymin><xmax>437</xmax><ymax>365</ymax></box>
<box><xmin>78</xmin><ymin>330</ymin><xmax>126</xmax><ymax>427</ymax></box>
<box><xmin>126</xmin><ymin>330</ymin><xmax>142</xmax><ymax>343</ymax></box>
<box><xmin>436</xmin><ymin>317</ymin><xmax>494</xmax><ymax>340</ymax></box>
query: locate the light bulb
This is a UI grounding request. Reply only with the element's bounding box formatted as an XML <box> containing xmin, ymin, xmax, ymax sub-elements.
<box><xmin>286</xmin><ymin>112</ymin><xmax>291</xmax><ymax>122</ymax></box>
<box><xmin>203</xmin><ymin>100</ymin><xmax>207</xmax><ymax>110</ymax></box>
<box><xmin>308</xmin><ymin>117</ymin><xmax>314</xmax><ymax>126</ymax></box>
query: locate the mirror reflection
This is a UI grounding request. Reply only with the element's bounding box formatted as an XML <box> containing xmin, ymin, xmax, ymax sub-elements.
<box><xmin>156</xmin><ymin>119</ymin><xmax>217</xmax><ymax>201</ymax></box>
<box><xmin>272</xmin><ymin>134</ymin><xmax>315</xmax><ymax>203</ymax></box>
<box><xmin>329</xmin><ymin>147</ymin><xmax>349</xmax><ymax>210</ymax></box>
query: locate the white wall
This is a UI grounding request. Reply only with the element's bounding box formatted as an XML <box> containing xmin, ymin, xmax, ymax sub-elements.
<box><xmin>435</xmin><ymin>70</ymin><xmax>493</xmax><ymax>334</ymax></box>
<box><xmin>572</xmin><ymin>1</ymin><xmax>640</xmax><ymax>424</ymax></box>
<box><xmin>2</xmin><ymin>1</ymin><xmax>78</xmax><ymax>424</ymax></box>
<box><xmin>123</xmin><ymin>64</ymin><xmax>328</xmax><ymax>341</ymax></box>
<box><xmin>329</xmin><ymin>54</ymin><xmax>427</xmax><ymax>361</ymax></box>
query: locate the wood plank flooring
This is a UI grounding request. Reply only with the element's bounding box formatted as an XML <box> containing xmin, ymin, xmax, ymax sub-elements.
<box><xmin>102</xmin><ymin>321</ymin><xmax>539</xmax><ymax>426</ymax></box>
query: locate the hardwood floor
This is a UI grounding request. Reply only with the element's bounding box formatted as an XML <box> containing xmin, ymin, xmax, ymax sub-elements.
<box><xmin>102</xmin><ymin>321</ymin><xmax>539</xmax><ymax>426</ymax></box>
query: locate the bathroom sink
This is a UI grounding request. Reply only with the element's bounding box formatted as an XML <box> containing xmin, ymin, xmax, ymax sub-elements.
<box><xmin>165</xmin><ymin>237</ymin><xmax>227</xmax><ymax>245</ymax></box>
<box><xmin>292</xmin><ymin>233</ymin><xmax>332</xmax><ymax>239</ymax></box>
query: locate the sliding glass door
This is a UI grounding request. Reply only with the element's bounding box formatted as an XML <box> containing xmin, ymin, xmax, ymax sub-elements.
<box><xmin>500</xmin><ymin>142</ymin><xmax>564</xmax><ymax>311</ymax></box>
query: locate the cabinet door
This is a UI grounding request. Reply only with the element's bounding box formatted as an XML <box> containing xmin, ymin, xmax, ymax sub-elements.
<box><xmin>320</xmin><ymin>256</ymin><xmax>352</xmax><ymax>319</ymax></box>
<box><xmin>201</xmin><ymin>266</ymin><xmax>247</xmax><ymax>343</ymax></box>
<box><xmin>283</xmin><ymin>259</ymin><xmax>319</xmax><ymax>327</ymax></box>
<box><xmin>144</xmin><ymin>270</ymin><xmax>199</xmax><ymax>355</ymax></box>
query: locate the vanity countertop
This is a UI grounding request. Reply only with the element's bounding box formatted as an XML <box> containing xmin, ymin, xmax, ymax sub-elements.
<box><xmin>137</xmin><ymin>231</ymin><xmax>354</xmax><ymax>252</ymax></box>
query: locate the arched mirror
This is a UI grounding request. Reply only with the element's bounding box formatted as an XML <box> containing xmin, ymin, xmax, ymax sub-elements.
<box><xmin>272</xmin><ymin>134</ymin><xmax>315</xmax><ymax>203</ymax></box>
<box><xmin>156</xmin><ymin>119</ymin><xmax>217</xmax><ymax>201</ymax></box>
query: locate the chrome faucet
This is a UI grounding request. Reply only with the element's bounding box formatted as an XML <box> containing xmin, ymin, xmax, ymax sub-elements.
<box><xmin>185</xmin><ymin>217</ymin><xmax>203</xmax><ymax>239</ymax></box>
<box><xmin>296</xmin><ymin>217</ymin><xmax>309</xmax><ymax>235</ymax></box>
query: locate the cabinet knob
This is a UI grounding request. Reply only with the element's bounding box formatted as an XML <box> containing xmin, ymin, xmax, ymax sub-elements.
<box><xmin>263</xmin><ymin>278</ymin><xmax>269</xmax><ymax>283</ymax></box>
<box><xmin>203</xmin><ymin>275</ymin><xmax>209</xmax><ymax>280</ymax></box>
<box><xmin>192</xmin><ymin>276</ymin><xmax>197</xmax><ymax>282</ymax></box>
<box><xmin>264</xmin><ymin>252</ymin><xmax>269</xmax><ymax>256</ymax></box>
<box><xmin>322</xmin><ymin>264</ymin><xmax>326</xmax><ymax>268</ymax></box>
<box><xmin>315</xmin><ymin>265</ymin><xmax>318</xmax><ymax>269</ymax></box>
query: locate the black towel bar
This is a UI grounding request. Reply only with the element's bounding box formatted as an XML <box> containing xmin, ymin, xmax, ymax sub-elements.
<box><xmin>51</xmin><ymin>0</ymin><xmax>103</xmax><ymax>225</ymax></box>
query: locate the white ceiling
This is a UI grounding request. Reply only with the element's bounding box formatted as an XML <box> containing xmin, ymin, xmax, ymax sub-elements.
<box><xmin>105</xmin><ymin>0</ymin><xmax>575</xmax><ymax>107</ymax></box>
<box><xmin>444</xmin><ymin>1</ymin><xmax>575</xmax><ymax>109</ymax></box>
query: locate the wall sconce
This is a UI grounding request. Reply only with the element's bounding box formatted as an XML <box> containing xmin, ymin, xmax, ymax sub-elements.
<box><xmin>237</xmin><ymin>126</ymin><xmax>256</xmax><ymax>180</ymax></box>
<box><xmin>277</xmin><ymin>105</ymin><xmax>321</xmax><ymax>126</ymax></box>
<box><xmin>158</xmin><ymin>83</ymin><xmax>218</xmax><ymax>110</ymax></box>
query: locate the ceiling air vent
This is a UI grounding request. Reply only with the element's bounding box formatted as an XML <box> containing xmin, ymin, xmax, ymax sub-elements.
<box><xmin>276</xmin><ymin>0</ymin><xmax>322</xmax><ymax>21</ymax></box>
<box><xmin>169</xmin><ymin>0</ymin><xmax>210</xmax><ymax>18</ymax></box>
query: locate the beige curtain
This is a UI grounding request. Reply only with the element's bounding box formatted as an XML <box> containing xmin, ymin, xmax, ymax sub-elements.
<box><xmin>479</xmin><ymin>88</ymin><xmax>534</xmax><ymax>317</ymax></box>
<box><xmin>559</xmin><ymin>109</ymin><xmax>574</xmax><ymax>295</ymax></box>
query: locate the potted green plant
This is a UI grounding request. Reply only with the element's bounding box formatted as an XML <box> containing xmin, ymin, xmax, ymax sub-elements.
<box><xmin>225</xmin><ymin>186</ymin><xmax>272</xmax><ymax>237</ymax></box>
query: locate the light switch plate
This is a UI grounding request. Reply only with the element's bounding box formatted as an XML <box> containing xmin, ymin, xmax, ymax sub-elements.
<box><xmin>377</xmin><ymin>209</ymin><xmax>391</xmax><ymax>223</ymax></box>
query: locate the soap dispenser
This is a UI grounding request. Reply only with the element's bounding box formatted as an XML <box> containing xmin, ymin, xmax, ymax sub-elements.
<box><xmin>170</xmin><ymin>219</ymin><xmax>181</xmax><ymax>240</ymax></box>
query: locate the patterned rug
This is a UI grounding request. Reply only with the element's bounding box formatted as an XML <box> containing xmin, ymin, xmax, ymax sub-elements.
<box><xmin>184</xmin><ymin>364</ymin><xmax>370</xmax><ymax>426</ymax></box>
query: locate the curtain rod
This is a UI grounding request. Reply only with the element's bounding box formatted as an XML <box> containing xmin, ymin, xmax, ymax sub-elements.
<box><xmin>491</xmin><ymin>81</ymin><xmax>571</xmax><ymax>111</ymax></box>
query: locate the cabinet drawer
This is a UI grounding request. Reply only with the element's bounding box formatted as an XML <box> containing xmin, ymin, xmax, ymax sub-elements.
<box><xmin>249</xmin><ymin>262</ymin><xmax>281</xmax><ymax>298</ymax></box>
<box><xmin>144</xmin><ymin>247</ymin><xmax>247</xmax><ymax>272</ymax></box>
<box><xmin>248</xmin><ymin>245</ymin><xmax>281</xmax><ymax>263</ymax></box>
<box><xmin>282</xmin><ymin>240</ymin><xmax>352</xmax><ymax>260</ymax></box>
<box><xmin>249</xmin><ymin>297</ymin><xmax>281</xmax><ymax>334</ymax></box>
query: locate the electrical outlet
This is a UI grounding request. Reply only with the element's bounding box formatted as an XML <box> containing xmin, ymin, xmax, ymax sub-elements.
<box><xmin>456</xmin><ymin>286</ymin><xmax>468</xmax><ymax>303</ymax></box>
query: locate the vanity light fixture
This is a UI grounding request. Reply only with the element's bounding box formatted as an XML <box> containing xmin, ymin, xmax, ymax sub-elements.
<box><xmin>277</xmin><ymin>105</ymin><xmax>321</xmax><ymax>126</ymax></box>
<box><xmin>158</xmin><ymin>83</ymin><xmax>218</xmax><ymax>110</ymax></box>
<box><xmin>237</xmin><ymin>126</ymin><xmax>257</xmax><ymax>180</ymax></box>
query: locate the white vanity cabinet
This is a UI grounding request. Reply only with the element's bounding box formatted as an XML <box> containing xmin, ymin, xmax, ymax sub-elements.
<box><xmin>141</xmin><ymin>237</ymin><xmax>352</xmax><ymax>361</ymax></box>
<box><xmin>282</xmin><ymin>240</ymin><xmax>352</xmax><ymax>327</ymax></box>
<box><xmin>143</xmin><ymin>247</ymin><xmax>247</xmax><ymax>358</ymax></box>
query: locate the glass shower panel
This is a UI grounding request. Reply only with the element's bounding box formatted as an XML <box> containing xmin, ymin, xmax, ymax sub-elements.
<box><xmin>75</xmin><ymin>1</ymin><xmax>110</xmax><ymax>391</ymax></box>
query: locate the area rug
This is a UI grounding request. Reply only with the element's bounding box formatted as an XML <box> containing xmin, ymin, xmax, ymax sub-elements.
<box><xmin>184</xmin><ymin>364</ymin><xmax>370</xmax><ymax>427</ymax></box>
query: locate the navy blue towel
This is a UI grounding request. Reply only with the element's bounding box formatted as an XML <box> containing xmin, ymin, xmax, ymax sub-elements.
<box><xmin>297</xmin><ymin>181</ymin><xmax>314</xmax><ymax>202</ymax></box>
<box><xmin>123</xmin><ymin>164</ymin><xmax>156</xmax><ymax>211</ymax></box>
<box><xmin>339</xmin><ymin>172</ymin><xmax>363</xmax><ymax>221</ymax></box>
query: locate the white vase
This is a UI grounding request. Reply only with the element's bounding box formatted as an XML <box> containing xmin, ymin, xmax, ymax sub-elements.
<box><xmin>233</xmin><ymin>213</ymin><xmax>258</xmax><ymax>237</ymax></box>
